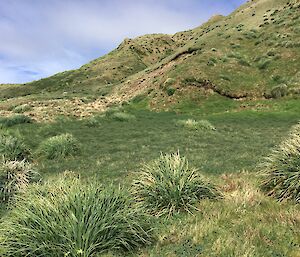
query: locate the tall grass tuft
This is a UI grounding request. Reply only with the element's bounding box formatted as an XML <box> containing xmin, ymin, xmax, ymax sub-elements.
<box><xmin>132</xmin><ymin>152</ymin><xmax>221</xmax><ymax>217</ymax></box>
<box><xmin>0</xmin><ymin>159</ymin><xmax>39</xmax><ymax>203</ymax></box>
<box><xmin>0</xmin><ymin>133</ymin><xmax>30</xmax><ymax>161</ymax></box>
<box><xmin>37</xmin><ymin>133</ymin><xmax>80</xmax><ymax>160</ymax></box>
<box><xmin>260</xmin><ymin>123</ymin><xmax>300</xmax><ymax>203</ymax></box>
<box><xmin>0</xmin><ymin>178</ymin><xmax>153</xmax><ymax>256</ymax></box>
<box><xmin>269</xmin><ymin>84</ymin><xmax>288</xmax><ymax>98</ymax></box>
<box><xmin>12</xmin><ymin>104</ymin><xmax>32</xmax><ymax>114</ymax></box>
<box><xmin>0</xmin><ymin>115</ymin><xmax>32</xmax><ymax>128</ymax></box>
<box><xmin>105</xmin><ymin>108</ymin><xmax>136</xmax><ymax>122</ymax></box>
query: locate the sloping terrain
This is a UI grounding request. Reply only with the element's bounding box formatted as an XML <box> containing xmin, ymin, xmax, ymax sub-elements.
<box><xmin>0</xmin><ymin>0</ymin><xmax>299</xmax><ymax>120</ymax></box>
<box><xmin>0</xmin><ymin>1</ymin><xmax>300</xmax><ymax>256</ymax></box>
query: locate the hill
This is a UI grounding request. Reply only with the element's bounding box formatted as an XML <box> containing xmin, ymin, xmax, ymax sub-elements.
<box><xmin>0</xmin><ymin>1</ymin><xmax>300</xmax><ymax>256</ymax></box>
<box><xmin>0</xmin><ymin>0</ymin><xmax>298</xmax><ymax>116</ymax></box>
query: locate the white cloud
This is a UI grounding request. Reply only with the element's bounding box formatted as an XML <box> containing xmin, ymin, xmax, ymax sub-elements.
<box><xmin>0</xmin><ymin>0</ymin><xmax>245</xmax><ymax>83</ymax></box>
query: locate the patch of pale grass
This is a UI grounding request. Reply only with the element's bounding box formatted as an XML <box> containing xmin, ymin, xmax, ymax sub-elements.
<box><xmin>0</xmin><ymin>159</ymin><xmax>39</xmax><ymax>203</ymax></box>
<box><xmin>176</xmin><ymin>119</ymin><xmax>216</xmax><ymax>131</ymax></box>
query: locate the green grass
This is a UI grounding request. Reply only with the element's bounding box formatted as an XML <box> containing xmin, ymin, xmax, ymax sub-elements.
<box><xmin>0</xmin><ymin>176</ymin><xmax>153</xmax><ymax>256</ymax></box>
<box><xmin>261</xmin><ymin>122</ymin><xmax>300</xmax><ymax>203</ymax></box>
<box><xmin>110</xmin><ymin>112</ymin><xmax>136</xmax><ymax>122</ymax></box>
<box><xmin>132</xmin><ymin>152</ymin><xmax>220</xmax><ymax>216</ymax></box>
<box><xmin>0</xmin><ymin>98</ymin><xmax>299</xmax><ymax>256</ymax></box>
<box><xmin>0</xmin><ymin>133</ymin><xmax>30</xmax><ymax>161</ymax></box>
<box><xmin>6</xmin><ymin>98</ymin><xmax>297</xmax><ymax>181</ymax></box>
<box><xmin>0</xmin><ymin>1</ymin><xmax>300</xmax><ymax>255</ymax></box>
<box><xmin>176</xmin><ymin>119</ymin><xmax>216</xmax><ymax>131</ymax></box>
<box><xmin>0</xmin><ymin>160</ymin><xmax>38</xmax><ymax>203</ymax></box>
<box><xmin>12</xmin><ymin>104</ymin><xmax>32</xmax><ymax>113</ymax></box>
<box><xmin>0</xmin><ymin>115</ymin><xmax>32</xmax><ymax>128</ymax></box>
<box><xmin>140</xmin><ymin>173</ymin><xmax>300</xmax><ymax>256</ymax></box>
<box><xmin>37</xmin><ymin>133</ymin><xmax>80</xmax><ymax>160</ymax></box>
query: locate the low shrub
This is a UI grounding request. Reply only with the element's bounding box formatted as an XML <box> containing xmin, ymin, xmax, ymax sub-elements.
<box><xmin>176</xmin><ymin>119</ymin><xmax>216</xmax><ymax>131</ymax></box>
<box><xmin>0</xmin><ymin>160</ymin><xmax>39</xmax><ymax>203</ymax></box>
<box><xmin>132</xmin><ymin>152</ymin><xmax>221</xmax><ymax>216</ymax></box>
<box><xmin>0</xmin><ymin>179</ymin><xmax>153</xmax><ymax>256</ymax></box>
<box><xmin>0</xmin><ymin>115</ymin><xmax>32</xmax><ymax>128</ymax></box>
<box><xmin>37</xmin><ymin>133</ymin><xmax>80</xmax><ymax>160</ymax></box>
<box><xmin>271</xmin><ymin>75</ymin><xmax>286</xmax><ymax>84</ymax></box>
<box><xmin>260</xmin><ymin>123</ymin><xmax>300</xmax><ymax>203</ymax></box>
<box><xmin>0</xmin><ymin>133</ymin><xmax>30</xmax><ymax>161</ymax></box>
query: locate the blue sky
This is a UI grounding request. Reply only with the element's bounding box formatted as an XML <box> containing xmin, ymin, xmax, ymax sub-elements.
<box><xmin>0</xmin><ymin>0</ymin><xmax>247</xmax><ymax>84</ymax></box>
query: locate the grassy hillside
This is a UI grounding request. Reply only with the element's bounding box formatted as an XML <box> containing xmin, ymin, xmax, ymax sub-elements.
<box><xmin>0</xmin><ymin>34</ymin><xmax>182</xmax><ymax>100</ymax></box>
<box><xmin>0</xmin><ymin>0</ymin><xmax>299</xmax><ymax>104</ymax></box>
<box><xmin>0</xmin><ymin>0</ymin><xmax>300</xmax><ymax>256</ymax></box>
<box><xmin>116</xmin><ymin>0</ymin><xmax>300</xmax><ymax>109</ymax></box>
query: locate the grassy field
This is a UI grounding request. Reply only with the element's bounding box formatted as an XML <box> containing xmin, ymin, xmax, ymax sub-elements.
<box><xmin>0</xmin><ymin>97</ymin><xmax>299</xmax><ymax>256</ymax></box>
<box><xmin>11</xmin><ymin>98</ymin><xmax>300</xmax><ymax>181</ymax></box>
<box><xmin>0</xmin><ymin>0</ymin><xmax>299</xmax><ymax>255</ymax></box>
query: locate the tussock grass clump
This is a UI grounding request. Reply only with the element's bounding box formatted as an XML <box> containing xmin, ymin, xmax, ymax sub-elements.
<box><xmin>105</xmin><ymin>108</ymin><xmax>136</xmax><ymax>122</ymax></box>
<box><xmin>163</xmin><ymin>78</ymin><xmax>176</xmax><ymax>87</ymax></box>
<box><xmin>12</xmin><ymin>104</ymin><xmax>32</xmax><ymax>114</ymax></box>
<box><xmin>257</xmin><ymin>59</ymin><xmax>272</xmax><ymax>70</ymax></box>
<box><xmin>166</xmin><ymin>87</ymin><xmax>176</xmax><ymax>96</ymax></box>
<box><xmin>0</xmin><ymin>115</ymin><xmax>32</xmax><ymax>128</ymax></box>
<box><xmin>84</xmin><ymin>116</ymin><xmax>101</xmax><ymax>127</ymax></box>
<box><xmin>0</xmin><ymin>133</ymin><xmax>30</xmax><ymax>161</ymax></box>
<box><xmin>261</xmin><ymin>123</ymin><xmax>300</xmax><ymax>203</ymax></box>
<box><xmin>0</xmin><ymin>179</ymin><xmax>153</xmax><ymax>256</ymax></box>
<box><xmin>269</xmin><ymin>84</ymin><xmax>288</xmax><ymax>98</ymax></box>
<box><xmin>37</xmin><ymin>133</ymin><xmax>80</xmax><ymax>160</ymax></box>
<box><xmin>132</xmin><ymin>152</ymin><xmax>221</xmax><ymax>216</ymax></box>
<box><xmin>238</xmin><ymin>58</ymin><xmax>251</xmax><ymax>67</ymax></box>
<box><xmin>176</xmin><ymin>119</ymin><xmax>216</xmax><ymax>131</ymax></box>
<box><xmin>0</xmin><ymin>160</ymin><xmax>38</xmax><ymax>203</ymax></box>
<box><xmin>111</xmin><ymin>112</ymin><xmax>136</xmax><ymax>122</ymax></box>
<box><xmin>220</xmin><ymin>74</ymin><xmax>231</xmax><ymax>81</ymax></box>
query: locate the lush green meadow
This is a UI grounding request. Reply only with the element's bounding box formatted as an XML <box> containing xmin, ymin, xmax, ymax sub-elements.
<box><xmin>0</xmin><ymin>97</ymin><xmax>299</xmax><ymax>256</ymax></box>
<box><xmin>9</xmin><ymin>99</ymin><xmax>300</xmax><ymax>181</ymax></box>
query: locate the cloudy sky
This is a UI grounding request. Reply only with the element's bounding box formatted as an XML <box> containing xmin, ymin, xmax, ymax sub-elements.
<box><xmin>0</xmin><ymin>0</ymin><xmax>247</xmax><ymax>84</ymax></box>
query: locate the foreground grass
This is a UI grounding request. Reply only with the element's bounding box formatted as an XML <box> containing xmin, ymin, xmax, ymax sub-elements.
<box><xmin>1</xmin><ymin>177</ymin><xmax>153</xmax><ymax>257</ymax></box>
<box><xmin>139</xmin><ymin>173</ymin><xmax>300</xmax><ymax>257</ymax></box>
<box><xmin>99</xmin><ymin>173</ymin><xmax>300</xmax><ymax>257</ymax></box>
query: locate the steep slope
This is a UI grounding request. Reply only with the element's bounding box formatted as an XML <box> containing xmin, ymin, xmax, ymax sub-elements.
<box><xmin>113</xmin><ymin>0</ymin><xmax>300</xmax><ymax>107</ymax></box>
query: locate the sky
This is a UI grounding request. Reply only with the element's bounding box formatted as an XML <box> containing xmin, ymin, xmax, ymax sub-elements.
<box><xmin>0</xmin><ymin>0</ymin><xmax>247</xmax><ymax>84</ymax></box>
